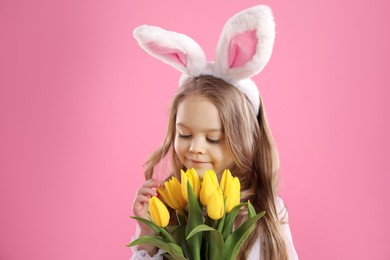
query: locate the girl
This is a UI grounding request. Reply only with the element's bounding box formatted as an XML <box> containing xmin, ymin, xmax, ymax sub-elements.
<box><xmin>131</xmin><ymin>5</ymin><xmax>298</xmax><ymax>260</ymax></box>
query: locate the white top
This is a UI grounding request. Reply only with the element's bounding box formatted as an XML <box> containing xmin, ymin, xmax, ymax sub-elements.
<box><xmin>130</xmin><ymin>197</ymin><xmax>298</xmax><ymax>260</ymax></box>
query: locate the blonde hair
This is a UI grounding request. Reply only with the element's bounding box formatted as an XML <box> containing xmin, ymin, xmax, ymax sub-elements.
<box><xmin>144</xmin><ymin>75</ymin><xmax>288</xmax><ymax>259</ymax></box>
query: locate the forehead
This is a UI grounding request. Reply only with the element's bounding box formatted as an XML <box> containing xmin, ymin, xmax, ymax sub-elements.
<box><xmin>176</xmin><ymin>96</ymin><xmax>222</xmax><ymax>131</ymax></box>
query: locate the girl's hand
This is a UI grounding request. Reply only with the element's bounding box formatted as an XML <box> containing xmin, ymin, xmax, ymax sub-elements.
<box><xmin>132</xmin><ymin>179</ymin><xmax>160</xmax><ymax>234</ymax></box>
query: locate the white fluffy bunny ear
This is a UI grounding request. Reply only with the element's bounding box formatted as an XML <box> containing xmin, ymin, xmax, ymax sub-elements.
<box><xmin>215</xmin><ymin>5</ymin><xmax>276</xmax><ymax>81</ymax></box>
<box><xmin>133</xmin><ymin>25</ymin><xmax>207</xmax><ymax>76</ymax></box>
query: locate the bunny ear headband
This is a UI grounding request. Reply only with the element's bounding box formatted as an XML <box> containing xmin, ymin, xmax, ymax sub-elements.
<box><xmin>133</xmin><ymin>5</ymin><xmax>275</xmax><ymax>115</ymax></box>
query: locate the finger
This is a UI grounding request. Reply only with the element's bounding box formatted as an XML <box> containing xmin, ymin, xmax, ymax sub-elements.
<box><xmin>142</xmin><ymin>179</ymin><xmax>160</xmax><ymax>188</ymax></box>
<box><xmin>135</xmin><ymin>194</ymin><xmax>151</xmax><ymax>205</ymax></box>
<box><xmin>133</xmin><ymin>196</ymin><xmax>150</xmax><ymax>216</ymax></box>
<box><xmin>137</xmin><ymin>186</ymin><xmax>158</xmax><ymax>197</ymax></box>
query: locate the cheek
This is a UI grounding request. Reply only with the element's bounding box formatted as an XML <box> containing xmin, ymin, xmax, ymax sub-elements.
<box><xmin>219</xmin><ymin>144</ymin><xmax>234</xmax><ymax>166</ymax></box>
<box><xmin>174</xmin><ymin>137</ymin><xmax>184</xmax><ymax>158</ymax></box>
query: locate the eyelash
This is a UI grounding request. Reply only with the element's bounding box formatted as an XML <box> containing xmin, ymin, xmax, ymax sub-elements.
<box><xmin>178</xmin><ymin>134</ymin><xmax>191</xmax><ymax>139</ymax></box>
<box><xmin>207</xmin><ymin>138</ymin><xmax>220</xmax><ymax>144</ymax></box>
<box><xmin>178</xmin><ymin>134</ymin><xmax>220</xmax><ymax>144</ymax></box>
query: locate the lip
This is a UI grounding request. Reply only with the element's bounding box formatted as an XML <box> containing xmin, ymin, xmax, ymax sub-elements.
<box><xmin>188</xmin><ymin>158</ymin><xmax>208</xmax><ymax>164</ymax></box>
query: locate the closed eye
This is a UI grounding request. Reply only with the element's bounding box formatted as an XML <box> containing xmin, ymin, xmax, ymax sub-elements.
<box><xmin>207</xmin><ymin>138</ymin><xmax>220</xmax><ymax>144</ymax></box>
<box><xmin>178</xmin><ymin>133</ymin><xmax>191</xmax><ymax>139</ymax></box>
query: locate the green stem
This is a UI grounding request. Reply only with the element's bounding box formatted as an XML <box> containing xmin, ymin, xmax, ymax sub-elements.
<box><xmin>204</xmin><ymin>216</ymin><xmax>216</xmax><ymax>259</ymax></box>
<box><xmin>177</xmin><ymin>211</ymin><xmax>187</xmax><ymax>225</ymax></box>
<box><xmin>159</xmin><ymin>227</ymin><xmax>177</xmax><ymax>245</ymax></box>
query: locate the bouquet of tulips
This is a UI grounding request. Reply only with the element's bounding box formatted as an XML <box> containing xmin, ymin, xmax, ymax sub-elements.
<box><xmin>128</xmin><ymin>169</ymin><xmax>265</xmax><ymax>260</ymax></box>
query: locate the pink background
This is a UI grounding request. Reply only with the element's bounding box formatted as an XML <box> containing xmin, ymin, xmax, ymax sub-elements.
<box><xmin>1</xmin><ymin>0</ymin><xmax>389</xmax><ymax>259</ymax></box>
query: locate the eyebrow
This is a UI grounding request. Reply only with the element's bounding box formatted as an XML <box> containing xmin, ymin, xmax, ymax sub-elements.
<box><xmin>176</xmin><ymin>122</ymin><xmax>222</xmax><ymax>132</ymax></box>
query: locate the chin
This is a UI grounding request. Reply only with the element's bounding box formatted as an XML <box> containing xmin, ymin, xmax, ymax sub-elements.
<box><xmin>194</xmin><ymin>168</ymin><xmax>207</xmax><ymax>179</ymax></box>
<box><xmin>184</xmin><ymin>167</ymin><xmax>207</xmax><ymax>179</ymax></box>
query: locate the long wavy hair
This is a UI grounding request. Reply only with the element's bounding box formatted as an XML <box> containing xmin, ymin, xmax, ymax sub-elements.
<box><xmin>144</xmin><ymin>75</ymin><xmax>288</xmax><ymax>259</ymax></box>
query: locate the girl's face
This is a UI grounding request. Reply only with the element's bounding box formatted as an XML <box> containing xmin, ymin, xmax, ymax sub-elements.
<box><xmin>174</xmin><ymin>96</ymin><xmax>234</xmax><ymax>178</ymax></box>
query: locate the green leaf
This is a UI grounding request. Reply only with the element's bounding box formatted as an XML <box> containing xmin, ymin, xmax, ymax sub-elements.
<box><xmin>130</xmin><ymin>216</ymin><xmax>161</xmax><ymax>234</ymax></box>
<box><xmin>221</xmin><ymin>203</ymin><xmax>246</xmax><ymax>240</ymax></box>
<box><xmin>128</xmin><ymin>236</ymin><xmax>187</xmax><ymax>259</ymax></box>
<box><xmin>162</xmin><ymin>254</ymin><xmax>176</xmax><ymax>260</ymax></box>
<box><xmin>185</xmin><ymin>224</ymin><xmax>224</xmax><ymax>260</ymax></box>
<box><xmin>222</xmin><ymin>211</ymin><xmax>266</xmax><ymax>259</ymax></box>
<box><xmin>247</xmin><ymin>200</ymin><xmax>256</xmax><ymax>218</ymax></box>
<box><xmin>162</xmin><ymin>254</ymin><xmax>175</xmax><ymax>260</ymax></box>
<box><xmin>172</xmin><ymin>224</ymin><xmax>191</xmax><ymax>258</ymax></box>
<box><xmin>168</xmin><ymin>242</ymin><xmax>187</xmax><ymax>259</ymax></box>
<box><xmin>130</xmin><ymin>216</ymin><xmax>176</xmax><ymax>245</ymax></box>
<box><xmin>208</xmin><ymin>229</ymin><xmax>224</xmax><ymax>260</ymax></box>
<box><xmin>186</xmin><ymin>224</ymin><xmax>216</xmax><ymax>240</ymax></box>
<box><xmin>159</xmin><ymin>227</ymin><xmax>177</xmax><ymax>244</ymax></box>
<box><xmin>163</xmin><ymin>253</ymin><xmax>188</xmax><ymax>260</ymax></box>
<box><xmin>185</xmin><ymin>180</ymin><xmax>203</xmax><ymax>260</ymax></box>
<box><xmin>127</xmin><ymin>235</ymin><xmax>173</xmax><ymax>253</ymax></box>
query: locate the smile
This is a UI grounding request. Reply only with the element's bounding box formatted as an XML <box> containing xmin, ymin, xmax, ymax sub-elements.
<box><xmin>188</xmin><ymin>159</ymin><xmax>209</xmax><ymax>164</ymax></box>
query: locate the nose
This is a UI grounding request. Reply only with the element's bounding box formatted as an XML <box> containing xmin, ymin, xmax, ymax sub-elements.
<box><xmin>189</xmin><ymin>138</ymin><xmax>206</xmax><ymax>154</ymax></box>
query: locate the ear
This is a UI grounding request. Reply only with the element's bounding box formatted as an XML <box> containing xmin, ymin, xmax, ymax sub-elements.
<box><xmin>214</xmin><ymin>5</ymin><xmax>276</xmax><ymax>81</ymax></box>
<box><xmin>133</xmin><ymin>25</ymin><xmax>207</xmax><ymax>76</ymax></box>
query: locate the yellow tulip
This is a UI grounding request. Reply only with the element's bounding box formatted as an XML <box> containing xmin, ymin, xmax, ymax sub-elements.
<box><xmin>224</xmin><ymin>176</ymin><xmax>241</xmax><ymax>213</ymax></box>
<box><xmin>207</xmin><ymin>188</ymin><xmax>224</xmax><ymax>220</ymax></box>
<box><xmin>149</xmin><ymin>196</ymin><xmax>170</xmax><ymax>227</ymax></box>
<box><xmin>157</xmin><ymin>176</ymin><xmax>187</xmax><ymax>215</ymax></box>
<box><xmin>200</xmin><ymin>169</ymin><xmax>219</xmax><ymax>206</ymax></box>
<box><xmin>220</xmin><ymin>169</ymin><xmax>241</xmax><ymax>213</ymax></box>
<box><xmin>220</xmin><ymin>169</ymin><xmax>232</xmax><ymax>192</ymax></box>
<box><xmin>181</xmin><ymin>168</ymin><xmax>200</xmax><ymax>201</ymax></box>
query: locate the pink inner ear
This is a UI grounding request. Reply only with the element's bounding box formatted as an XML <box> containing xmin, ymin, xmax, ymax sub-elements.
<box><xmin>148</xmin><ymin>42</ymin><xmax>187</xmax><ymax>67</ymax></box>
<box><xmin>228</xmin><ymin>30</ymin><xmax>258</xmax><ymax>68</ymax></box>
